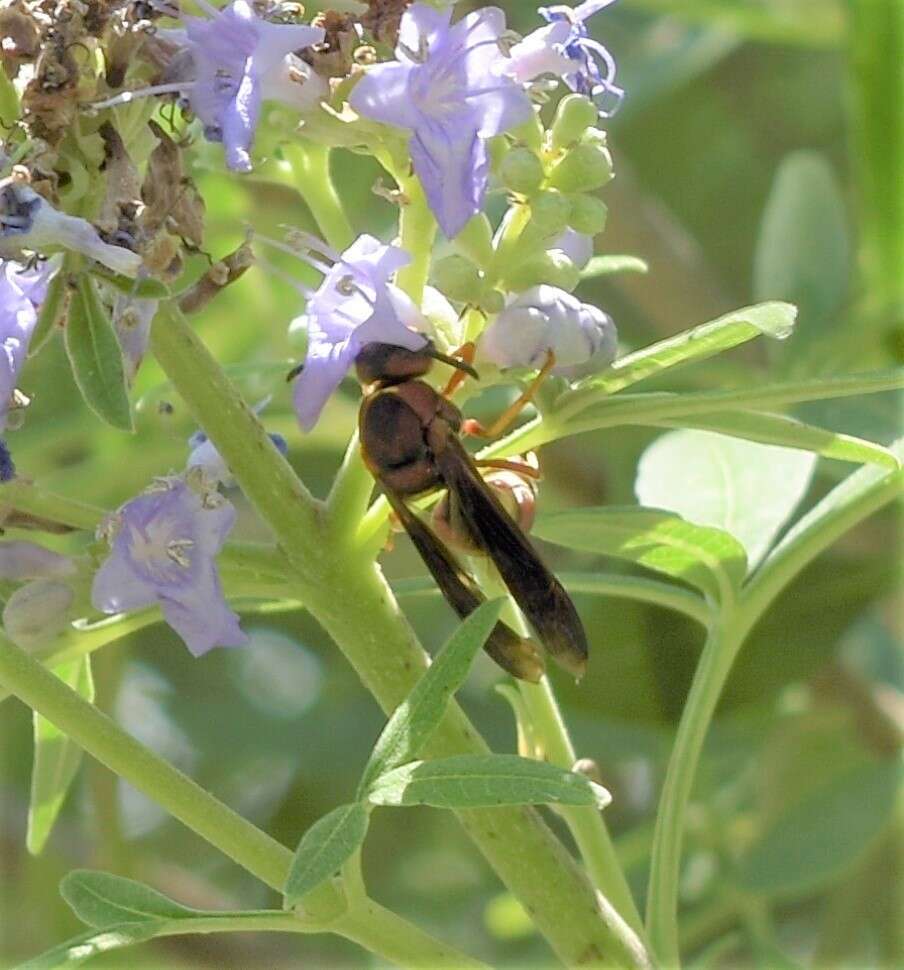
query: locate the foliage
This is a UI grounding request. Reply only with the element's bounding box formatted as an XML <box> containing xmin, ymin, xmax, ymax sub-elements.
<box><xmin>0</xmin><ymin>2</ymin><xmax>900</xmax><ymax>969</ymax></box>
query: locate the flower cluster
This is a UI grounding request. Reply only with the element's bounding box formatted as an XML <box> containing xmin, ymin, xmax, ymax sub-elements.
<box><xmin>0</xmin><ymin>0</ymin><xmax>625</xmax><ymax>659</ymax></box>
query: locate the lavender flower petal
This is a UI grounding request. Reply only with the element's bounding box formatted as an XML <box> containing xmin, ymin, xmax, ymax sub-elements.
<box><xmin>92</xmin><ymin>478</ymin><xmax>248</xmax><ymax>655</ymax></box>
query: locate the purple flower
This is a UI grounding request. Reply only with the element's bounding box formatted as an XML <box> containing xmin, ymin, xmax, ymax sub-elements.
<box><xmin>507</xmin><ymin>1</ymin><xmax>623</xmax><ymax>116</ymax></box>
<box><xmin>281</xmin><ymin>233</ymin><xmax>429</xmax><ymax>430</ymax></box>
<box><xmin>188</xmin><ymin>404</ymin><xmax>288</xmax><ymax>487</ymax></box>
<box><xmin>91</xmin><ymin>2</ymin><xmax>325</xmax><ymax>173</ymax></box>
<box><xmin>349</xmin><ymin>3</ymin><xmax>532</xmax><ymax>237</ymax></box>
<box><xmin>92</xmin><ymin>477</ymin><xmax>248</xmax><ymax>656</ymax></box>
<box><xmin>183</xmin><ymin>0</ymin><xmax>325</xmax><ymax>171</ymax></box>
<box><xmin>0</xmin><ymin>540</ymin><xmax>75</xmax><ymax>580</ymax></box>
<box><xmin>548</xmin><ymin>227</ymin><xmax>593</xmax><ymax>268</ymax></box>
<box><xmin>479</xmin><ymin>284</ymin><xmax>617</xmax><ymax>378</ymax></box>
<box><xmin>0</xmin><ymin>182</ymin><xmax>142</xmax><ymax>276</ymax></box>
<box><xmin>0</xmin><ymin>257</ymin><xmax>57</xmax><ymax>480</ymax></box>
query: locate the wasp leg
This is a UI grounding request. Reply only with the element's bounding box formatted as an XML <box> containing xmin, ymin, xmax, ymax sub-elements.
<box><xmin>463</xmin><ymin>350</ymin><xmax>556</xmax><ymax>439</ymax></box>
<box><xmin>474</xmin><ymin>458</ymin><xmax>542</xmax><ymax>480</ymax></box>
<box><xmin>441</xmin><ymin>342</ymin><xmax>478</xmax><ymax>398</ymax></box>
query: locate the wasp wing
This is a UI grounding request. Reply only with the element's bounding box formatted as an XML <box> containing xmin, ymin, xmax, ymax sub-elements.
<box><xmin>436</xmin><ymin>439</ymin><xmax>588</xmax><ymax>677</ymax></box>
<box><xmin>385</xmin><ymin>491</ymin><xmax>544</xmax><ymax>682</ymax></box>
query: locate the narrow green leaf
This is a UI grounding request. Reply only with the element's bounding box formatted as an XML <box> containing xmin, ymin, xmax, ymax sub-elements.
<box><xmin>29</xmin><ymin>269</ymin><xmax>69</xmax><ymax>356</ymax></box>
<box><xmin>27</xmin><ymin>658</ymin><xmax>94</xmax><ymax>855</ymax></box>
<box><xmin>284</xmin><ymin>803</ymin><xmax>370</xmax><ymax>906</ymax></box>
<box><xmin>737</xmin><ymin>759</ymin><xmax>901</xmax><ymax>896</ymax></box>
<box><xmin>16</xmin><ymin>922</ymin><xmax>167</xmax><ymax>970</ymax></box>
<box><xmin>562</xmin><ymin>301</ymin><xmax>797</xmax><ymax>404</ymax></box>
<box><xmin>534</xmin><ymin>506</ymin><xmax>747</xmax><ymax>604</ymax></box>
<box><xmin>61</xmin><ymin>870</ymin><xmax>194</xmax><ymax>928</ymax></box>
<box><xmin>358</xmin><ymin>600</ymin><xmax>504</xmax><ymax>796</ymax></box>
<box><xmin>635</xmin><ymin>430</ymin><xmax>817</xmax><ymax>571</ymax></box>
<box><xmin>754</xmin><ymin>152</ymin><xmax>849</xmax><ymax>339</ymax></box>
<box><xmin>652</xmin><ymin>411</ymin><xmax>901</xmax><ymax>469</ymax></box>
<box><xmin>0</xmin><ymin>62</ymin><xmax>20</xmax><ymax>123</ymax></box>
<box><xmin>756</xmin><ymin>437</ymin><xmax>904</xmax><ymax>579</ymax></box>
<box><xmin>64</xmin><ymin>277</ymin><xmax>133</xmax><ymax>432</ymax></box>
<box><xmin>366</xmin><ymin>755</ymin><xmax>611</xmax><ymax>810</ymax></box>
<box><xmin>580</xmin><ymin>255</ymin><xmax>649</xmax><ymax>279</ymax></box>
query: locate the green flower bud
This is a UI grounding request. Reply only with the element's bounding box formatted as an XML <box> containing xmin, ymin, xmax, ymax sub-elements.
<box><xmin>500</xmin><ymin>146</ymin><xmax>545</xmax><ymax>195</ymax></box>
<box><xmin>548</xmin><ymin>143</ymin><xmax>614</xmax><ymax>193</ymax></box>
<box><xmin>454</xmin><ymin>214</ymin><xmax>495</xmax><ymax>269</ymax></box>
<box><xmin>525</xmin><ymin>189</ymin><xmax>572</xmax><ymax>240</ymax></box>
<box><xmin>580</xmin><ymin>127</ymin><xmax>608</xmax><ymax>150</ymax></box>
<box><xmin>510</xmin><ymin>111</ymin><xmax>544</xmax><ymax>151</ymax></box>
<box><xmin>478</xmin><ymin>288</ymin><xmax>506</xmax><ymax>314</ymax></box>
<box><xmin>550</xmin><ymin>95</ymin><xmax>598</xmax><ymax>149</ymax></box>
<box><xmin>503</xmin><ymin>250</ymin><xmax>581</xmax><ymax>292</ymax></box>
<box><xmin>432</xmin><ymin>254</ymin><xmax>483</xmax><ymax>302</ymax></box>
<box><xmin>567</xmin><ymin>195</ymin><xmax>609</xmax><ymax>235</ymax></box>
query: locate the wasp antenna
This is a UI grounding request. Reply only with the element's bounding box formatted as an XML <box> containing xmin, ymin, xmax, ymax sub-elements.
<box><xmin>426</xmin><ymin>348</ymin><xmax>480</xmax><ymax>380</ymax></box>
<box><xmin>286</xmin><ymin>362</ymin><xmax>304</xmax><ymax>383</ymax></box>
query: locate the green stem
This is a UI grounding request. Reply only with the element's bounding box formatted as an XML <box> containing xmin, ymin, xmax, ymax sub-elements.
<box><xmin>645</xmin><ymin>457</ymin><xmax>903</xmax><ymax>967</ymax></box>
<box><xmin>151</xmin><ymin>299</ymin><xmax>651</xmax><ymax>967</ymax></box>
<box><xmin>0</xmin><ymin>632</ymin><xmax>301</xmax><ymax>894</ymax></box>
<box><xmin>281</xmin><ymin>141</ymin><xmax>355</xmax><ymax>251</ymax></box>
<box><xmin>395</xmin><ymin>175</ymin><xmax>436</xmax><ymax>304</ymax></box>
<box><xmin>326</xmin><ymin>431</ymin><xmax>376</xmax><ymax>535</ymax></box>
<box><xmin>470</xmin><ymin>560</ymin><xmax>647</xmax><ymax>941</ymax></box>
<box><xmin>394</xmin><ymin>571</ymin><xmax>711</xmax><ymax>628</ymax></box>
<box><xmin>0</xmin><ymin>636</ymin><xmax>492</xmax><ymax>967</ymax></box>
<box><xmin>337</xmin><ymin>899</ymin><xmax>490</xmax><ymax>970</ymax></box>
<box><xmin>645</xmin><ymin>618</ymin><xmax>740</xmax><ymax>967</ymax></box>
<box><xmin>0</xmin><ymin>479</ymin><xmax>106</xmax><ymax>530</ymax></box>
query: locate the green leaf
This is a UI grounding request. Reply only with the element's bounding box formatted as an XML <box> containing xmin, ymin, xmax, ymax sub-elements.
<box><xmin>61</xmin><ymin>870</ymin><xmax>194</xmax><ymax>928</ymax></box>
<box><xmin>29</xmin><ymin>269</ymin><xmax>69</xmax><ymax>356</ymax></box>
<box><xmin>357</xmin><ymin>600</ymin><xmax>504</xmax><ymax>796</ymax></box>
<box><xmin>634</xmin><ymin>429</ymin><xmax>817</xmax><ymax>571</ymax></box>
<box><xmin>16</xmin><ymin>922</ymin><xmax>167</xmax><ymax>970</ymax></box>
<box><xmin>284</xmin><ymin>802</ymin><xmax>370</xmax><ymax>906</ymax></box>
<box><xmin>93</xmin><ymin>271</ymin><xmax>172</xmax><ymax>301</ymax></box>
<box><xmin>27</xmin><ymin>658</ymin><xmax>94</xmax><ymax>855</ymax></box>
<box><xmin>580</xmin><ymin>255</ymin><xmax>649</xmax><ymax>279</ymax></box>
<box><xmin>736</xmin><ymin>759</ymin><xmax>901</xmax><ymax>896</ymax></box>
<box><xmin>534</xmin><ymin>506</ymin><xmax>747</xmax><ymax>604</ymax></box>
<box><xmin>64</xmin><ymin>277</ymin><xmax>134</xmax><ymax>432</ymax></box>
<box><xmin>754</xmin><ymin>152</ymin><xmax>849</xmax><ymax>342</ymax></box>
<box><xmin>652</xmin><ymin>411</ymin><xmax>900</xmax><ymax>469</ymax></box>
<box><xmin>758</xmin><ymin>437</ymin><xmax>904</xmax><ymax>578</ymax></box>
<box><xmin>365</xmin><ymin>755</ymin><xmax>611</xmax><ymax>810</ymax></box>
<box><xmin>562</xmin><ymin>301</ymin><xmax>797</xmax><ymax>403</ymax></box>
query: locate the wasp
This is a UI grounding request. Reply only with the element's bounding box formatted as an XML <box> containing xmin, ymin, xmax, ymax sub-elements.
<box><xmin>355</xmin><ymin>340</ymin><xmax>588</xmax><ymax>683</ymax></box>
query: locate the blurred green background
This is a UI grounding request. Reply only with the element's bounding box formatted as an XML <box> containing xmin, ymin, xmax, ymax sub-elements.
<box><xmin>1</xmin><ymin>1</ymin><xmax>901</xmax><ymax>967</ymax></box>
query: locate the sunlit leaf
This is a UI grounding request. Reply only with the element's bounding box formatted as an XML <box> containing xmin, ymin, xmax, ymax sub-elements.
<box><xmin>580</xmin><ymin>255</ymin><xmax>649</xmax><ymax>279</ymax></box>
<box><xmin>64</xmin><ymin>277</ymin><xmax>133</xmax><ymax>432</ymax></box>
<box><xmin>561</xmin><ymin>302</ymin><xmax>797</xmax><ymax>405</ymax></box>
<box><xmin>651</xmin><ymin>411</ymin><xmax>900</xmax><ymax>468</ymax></box>
<box><xmin>16</xmin><ymin>922</ymin><xmax>166</xmax><ymax>970</ymax></box>
<box><xmin>534</xmin><ymin>506</ymin><xmax>746</xmax><ymax>603</ymax></box>
<box><xmin>358</xmin><ymin>600</ymin><xmax>503</xmax><ymax>796</ymax></box>
<box><xmin>284</xmin><ymin>802</ymin><xmax>370</xmax><ymax>906</ymax></box>
<box><xmin>29</xmin><ymin>269</ymin><xmax>68</xmax><ymax>357</ymax></box>
<box><xmin>27</xmin><ymin>658</ymin><xmax>94</xmax><ymax>855</ymax></box>
<box><xmin>365</xmin><ymin>755</ymin><xmax>611</xmax><ymax>810</ymax></box>
<box><xmin>634</xmin><ymin>429</ymin><xmax>817</xmax><ymax>570</ymax></box>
